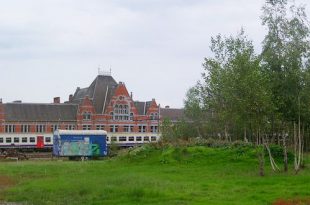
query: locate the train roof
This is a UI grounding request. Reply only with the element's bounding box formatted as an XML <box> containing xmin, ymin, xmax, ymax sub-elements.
<box><xmin>55</xmin><ymin>130</ymin><xmax>107</xmax><ymax>136</ymax></box>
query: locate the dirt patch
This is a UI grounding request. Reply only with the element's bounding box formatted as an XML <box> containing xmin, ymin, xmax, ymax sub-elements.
<box><xmin>273</xmin><ymin>198</ymin><xmax>310</xmax><ymax>205</ymax></box>
<box><xmin>0</xmin><ymin>175</ymin><xmax>16</xmax><ymax>203</ymax></box>
<box><xmin>0</xmin><ymin>176</ymin><xmax>15</xmax><ymax>189</ymax></box>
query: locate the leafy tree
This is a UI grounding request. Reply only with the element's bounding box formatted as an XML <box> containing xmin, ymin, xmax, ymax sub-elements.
<box><xmin>261</xmin><ymin>0</ymin><xmax>310</xmax><ymax>172</ymax></box>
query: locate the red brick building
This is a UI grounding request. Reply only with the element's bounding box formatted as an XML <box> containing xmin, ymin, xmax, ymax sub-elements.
<box><xmin>0</xmin><ymin>73</ymin><xmax>184</xmax><ymax>147</ymax></box>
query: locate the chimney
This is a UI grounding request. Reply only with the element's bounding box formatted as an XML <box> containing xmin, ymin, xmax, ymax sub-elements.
<box><xmin>130</xmin><ymin>92</ymin><xmax>133</xmax><ymax>99</ymax></box>
<box><xmin>54</xmin><ymin>97</ymin><xmax>60</xmax><ymax>104</ymax></box>
<box><xmin>69</xmin><ymin>94</ymin><xmax>73</xmax><ymax>102</ymax></box>
<box><xmin>0</xmin><ymin>98</ymin><xmax>2</xmax><ymax>103</ymax></box>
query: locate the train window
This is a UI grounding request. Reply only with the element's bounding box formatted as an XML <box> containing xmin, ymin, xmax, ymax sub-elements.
<box><xmin>6</xmin><ymin>138</ymin><xmax>12</xmax><ymax>143</ymax></box>
<box><xmin>45</xmin><ymin>137</ymin><xmax>51</xmax><ymax>143</ymax></box>
<box><xmin>129</xmin><ymin>136</ymin><xmax>134</xmax><ymax>142</ymax></box>
<box><xmin>151</xmin><ymin>136</ymin><xmax>157</xmax><ymax>142</ymax></box>
<box><xmin>111</xmin><ymin>137</ymin><xmax>117</xmax><ymax>142</ymax></box>
<box><xmin>30</xmin><ymin>137</ymin><xmax>35</xmax><ymax>143</ymax></box>
<box><xmin>22</xmin><ymin>137</ymin><xmax>27</xmax><ymax>143</ymax></box>
<box><xmin>119</xmin><ymin>136</ymin><xmax>127</xmax><ymax>142</ymax></box>
<box><xmin>0</xmin><ymin>138</ymin><xmax>3</xmax><ymax>143</ymax></box>
<box><xmin>136</xmin><ymin>136</ymin><xmax>142</xmax><ymax>142</ymax></box>
<box><xmin>14</xmin><ymin>138</ymin><xmax>19</xmax><ymax>143</ymax></box>
<box><xmin>143</xmin><ymin>136</ymin><xmax>150</xmax><ymax>141</ymax></box>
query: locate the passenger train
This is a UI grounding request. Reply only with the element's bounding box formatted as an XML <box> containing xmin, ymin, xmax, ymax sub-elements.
<box><xmin>0</xmin><ymin>131</ymin><xmax>160</xmax><ymax>150</ymax></box>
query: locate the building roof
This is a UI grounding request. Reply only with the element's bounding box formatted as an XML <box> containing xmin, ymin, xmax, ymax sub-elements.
<box><xmin>134</xmin><ymin>101</ymin><xmax>152</xmax><ymax>115</ymax></box>
<box><xmin>4</xmin><ymin>103</ymin><xmax>78</xmax><ymax>122</ymax></box>
<box><xmin>160</xmin><ymin>108</ymin><xmax>185</xmax><ymax>122</ymax></box>
<box><xmin>72</xmin><ymin>75</ymin><xmax>118</xmax><ymax>114</ymax></box>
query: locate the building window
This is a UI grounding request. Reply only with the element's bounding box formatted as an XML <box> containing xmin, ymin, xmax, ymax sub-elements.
<box><xmin>151</xmin><ymin>136</ymin><xmax>157</xmax><ymax>142</ymax></box>
<box><xmin>111</xmin><ymin>137</ymin><xmax>117</xmax><ymax>142</ymax></box>
<box><xmin>36</xmin><ymin>125</ymin><xmax>46</xmax><ymax>133</ymax></box>
<box><xmin>113</xmin><ymin>104</ymin><xmax>131</xmax><ymax>121</ymax></box>
<box><xmin>136</xmin><ymin>136</ymin><xmax>142</xmax><ymax>142</ymax></box>
<box><xmin>123</xmin><ymin>125</ymin><xmax>129</xmax><ymax>132</ymax></box>
<box><xmin>5</xmin><ymin>125</ymin><xmax>15</xmax><ymax>133</ymax></box>
<box><xmin>151</xmin><ymin>126</ymin><xmax>158</xmax><ymax>133</ymax></box>
<box><xmin>6</xmin><ymin>138</ymin><xmax>12</xmax><ymax>143</ymax></box>
<box><xmin>129</xmin><ymin>136</ymin><xmax>134</xmax><ymax>142</ymax></box>
<box><xmin>139</xmin><ymin>125</ymin><xmax>146</xmax><ymax>133</ymax></box>
<box><xmin>106</xmin><ymin>137</ymin><xmax>109</xmax><ymax>142</ymax></box>
<box><xmin>144</xmin><ymin>136</ymin><xmax>150</xmax><ymax>141</ymax></box>
<box><xmin>123</xmin><ymin>125</ymin><xmax>133</xmax><ymax>132</ymax></box>
<box><xmin>51</xmin><ymin>125</ymin><xmax>59</xmax><ymax>132</ymax></box>
<box><xmin>150</xmin><ymin>113</ymin><xmax>158</xmax><ymax>120</ymax></box>
<box><xmin>14</xmin><ymin>137</ymin><xmax>19</xmax><ymax>143</ymax></box>
<box><xmin>119</xmin><ymin>136</ymin><xmax>127</xmax><ymax>142</ymax></box>
<box><xmin>110</xmin><ymin>125</ymin><xmax>118</xmax><ymax>133</ymax></box>
<box><xmin>96</xmin><ymin>125</ymin><xmax>104</xmax><ymax>130</ymax></box>
<box><xmin>82</xmin><ymin>125</ymin><xmax>91</xmax><ymax>130</ymax></box>
<box><xmin>30</xmin><ymin>137</ymin><xmax>35</xmax><ymax>143</ymax></box>
<box><xmin>83</xmin><ymin>112</ymin><xmax>91</xmax><ymax>120</ymax></box>
<box><xmin>21</xmin><ymin>125</ymin><xmax>30</xmax><ymax>133</ymax></box>
<box><xmin>65</xmin><ymin>125</ymin><xmax>75</xmax><ymax>130</ymax></box>
<box><xmin>45</xmin><ymin>137</ymin><xmax>51</xmax><ymax>143</ymax></box>
<box><xmin>22</xmin><ymin>137</ymin><xmax>27</xmax><ymax>143</ymax></box>
<box><xmin>0</xmin><ymin>138</ymin><xmax>3</xmax><ymax>143</ymax></box>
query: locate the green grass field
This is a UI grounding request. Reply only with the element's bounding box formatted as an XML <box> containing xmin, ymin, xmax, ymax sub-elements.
<box><xmin>0</xmin><ymin>146</ymin><xmax>309</xmax><ymax>205</ymax></box>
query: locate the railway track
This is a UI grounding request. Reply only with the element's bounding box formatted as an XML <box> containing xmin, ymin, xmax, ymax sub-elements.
<box><xmin>0</xmin><ymin>151</ymin><xmax>53</xmax><ymax>160</ymax></box>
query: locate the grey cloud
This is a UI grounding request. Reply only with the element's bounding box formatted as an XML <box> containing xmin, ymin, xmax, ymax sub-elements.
<box><xmin>0</xmin><ymin>0</ymin><xmax>309</xmax><ymax>107</ymax></box>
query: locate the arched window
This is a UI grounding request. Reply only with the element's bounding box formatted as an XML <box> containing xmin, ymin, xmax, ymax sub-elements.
<box><xmin>113</xmin><ymin>104</ymin><xmax>131</xmax><ymax>121</ymax></box>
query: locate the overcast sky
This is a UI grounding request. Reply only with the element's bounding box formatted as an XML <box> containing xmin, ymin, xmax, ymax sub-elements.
<box><xmin>0</xmin><ymin>0</ymin><xmax>309</xmax><ymax>108</ymax></box>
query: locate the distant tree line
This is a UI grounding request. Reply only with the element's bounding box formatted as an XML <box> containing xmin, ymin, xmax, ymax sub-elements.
<box><xmin>179</xmin><ymin>0</ymin><xmax>310</xmax><ymax>174</ymax></box>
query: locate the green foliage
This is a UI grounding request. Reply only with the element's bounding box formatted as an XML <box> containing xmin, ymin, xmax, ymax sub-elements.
<box><xmin>183</xmin><ymin>0</ymin><xmax>310</xmax><ymax>154</ymax></box>
<box><xmin>261</xmin><ymin>0</ymin><xmax>310</xmax><ymax>123</ymax></box>
<box><xmin>268</xmin><ymin>144</ymin><xmax>294</xmax><ymax>163</ymax></box>
<box><xmin>108</xmin><ymin>141</ymin><xmax>118</xmax><ymax>157</ymax></box>
<box><xmin>160</xmin><ymin>118</ymin><xmax>198</xmax><ymax>143</ymax></box>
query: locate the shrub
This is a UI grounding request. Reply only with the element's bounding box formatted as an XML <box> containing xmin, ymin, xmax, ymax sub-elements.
<box><xmin>268</xmin><ymin>144</ymin><xmax>294</xmax><ymax>163</ymax></box>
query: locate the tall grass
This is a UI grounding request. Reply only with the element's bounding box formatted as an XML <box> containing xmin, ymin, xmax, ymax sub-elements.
<box><xmin>0</xmin><ymin>145</ymin><xmax>309</xmax><ymax>205</ymax></box>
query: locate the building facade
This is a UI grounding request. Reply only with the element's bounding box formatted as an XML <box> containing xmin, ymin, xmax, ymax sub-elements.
<box><xmin>0</xmin><ymin>73</ymin><xmax>183</xmax><ymax>147</ymax></box>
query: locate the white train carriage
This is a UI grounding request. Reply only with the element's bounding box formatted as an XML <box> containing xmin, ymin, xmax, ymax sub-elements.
<box><xmin>0</xmin><ymin>133</ymin><xmax>53</xmax><ymax>149</ymax></box>
<box><xmin>0</xmin><ymin>132</ymin><xmax>160</xmax><ymax>149</ymax></box>
<box><xmin>107</xmin><ymin>133</ymin><xmax>160</xmax><ymax>147</ymax></box>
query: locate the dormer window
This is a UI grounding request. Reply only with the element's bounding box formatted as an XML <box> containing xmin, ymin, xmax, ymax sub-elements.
<box><xmin>83</xmin><ymin>112</ymin><xmax>91</xmax><ymax>120</ymax></box>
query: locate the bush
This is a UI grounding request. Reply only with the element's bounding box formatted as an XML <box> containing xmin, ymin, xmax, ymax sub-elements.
<box><xmin>268</xmin><ymin>144</ymin><xmax>294</xmax><ymax>163</ymax></box>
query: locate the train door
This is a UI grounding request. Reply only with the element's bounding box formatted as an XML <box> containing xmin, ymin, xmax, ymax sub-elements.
<box><xmin>36</xmin><ymin>136</ymin><xmax>44</xmax><ymax>148</ymax></box>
